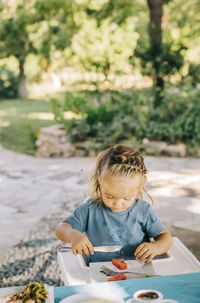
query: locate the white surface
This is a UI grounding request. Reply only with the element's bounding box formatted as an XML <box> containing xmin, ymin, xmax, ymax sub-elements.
<box><xmin>151</xmin><ymin>237</ymin><xmax>200</xmax><ymax>276</ymax></box>
<box><xmin>0</xmin><ymin>285</ymin><xmax>54</xmax><ymax>303</ymax></box>
<box><xmin>0</xmin><ymin>286</ymin><xmax>24</xmax><ymax>297</ymax></box>
<box><xmin>57</xmin><ymin>251</ymin><xmax>91</xmax><ymax>285</ymax></box>
<box><xmin>58</xmin><ymin>237</ymin><xmax>200</xmax><ymax>286</ymax></box>
<box><xmin>158</xmin><ymin>300</ymin><xmax>179</xmax><ymax>303</ymax></box>
<box><xmin>89</xmin><ymin>260</ymin><xmax>155</xmax><ymax>283</ymax></box>
<box><xmin>59</xmin><ymin>292</ymin><xmax>125</xmax><ymax>303</ymax></box>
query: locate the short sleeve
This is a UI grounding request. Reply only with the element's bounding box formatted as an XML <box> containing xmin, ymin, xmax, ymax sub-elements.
<box><xmin>144</xmin><ymin>204</ymin><xmax>165</xmax><ymax>238</ymax></box>
<box><xmin>65</xmin><ymin>200</ymin><xmax>89</xmax><ymax>233</ymax></box>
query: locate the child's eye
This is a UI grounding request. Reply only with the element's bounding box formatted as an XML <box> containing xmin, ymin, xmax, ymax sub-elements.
<box><xmin>124</xmin><ymin>197</ymin><xmax>131</xmax><ymax>201</ymax></box>
<box><xmin>106</xmin><ymin>196</ymin><xmax>113</xmax><ymax>199</ymax></box>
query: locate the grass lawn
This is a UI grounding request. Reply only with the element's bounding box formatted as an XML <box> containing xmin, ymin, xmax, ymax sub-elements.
<box><xmin>0</xmin><ymin>99</ymin><xmax>56</xmax><ymax>155</ymax></box>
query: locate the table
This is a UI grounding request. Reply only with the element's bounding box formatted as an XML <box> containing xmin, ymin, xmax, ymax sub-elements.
<box><xmin>54</xmin><ymin>272</ymin><xmax>200</xmax><ymax>303</ymax></box>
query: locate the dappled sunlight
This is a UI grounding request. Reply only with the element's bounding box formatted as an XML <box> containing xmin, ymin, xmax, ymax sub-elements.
<box><xmin>150</xmin><ymin>186</ymin><xmax>173</xmax><ymax>198</ymax></box>
<box><xmin>148</xmin><ymin>170</ymin><xmax>200</xmax><ymax>200</ymax></box>
<box><xmin>0</xmin><ymin>121</ymin><xmax>10</xmax><ymax>127</ymax></box>
<box><xmin>149</xmin><ymin>170</ymin><xmax>200</xmax><ymax>185</ymax></box>
<box><xmin>0</xmin><ymin>109</ymin><xmax>80</xmax><ymax>122</ymax></box>
<box><xmin>0</xmin><ymin>110</ymin><xmax>11</xmax><ymax>117</ymax></box>
<box><xmin>186</xmin><ymin>199</ymin><xmax>200</xmax><ymax>214</ymax></box>
<box><xmin>0</xmin><ymin>109</ymin><xmax>54</xmax><ymax>121</ymax></box>
<box><xmin>25</xmin><ymin>111</ymin><xmax>81</xmax><ymax>120</ymax></box>
<box><xmin>174</xmin><ymin>174</ymin><xmax>200</xmax><ymax>186</ymax></box>
<box><xmin>27</xmin><ymin>112</ymin><xmax>54</xmax><ymax>120</ymax></box>
<box><xmin>63</xmin><ymin>111</ymin><xmax>82</xmax><ymax>120</ymax></box>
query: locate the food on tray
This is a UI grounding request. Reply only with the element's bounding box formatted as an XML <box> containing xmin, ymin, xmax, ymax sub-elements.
<box><xmin>112</xmin><ymin>258</ymin><xmax>127</xmax><ymax>270</ymax></box>
<box><xmin>107</xmin><ymin>273</ymin><xmax>127</xmax><ymax>281</ymax></box>
<box><xmin>0</xmin><ymin>282</ymin><xmax>48</xmax><ymax>303</ymax></box>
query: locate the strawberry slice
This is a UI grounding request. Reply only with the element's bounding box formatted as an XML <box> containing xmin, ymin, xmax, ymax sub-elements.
<box><xmin>112</xmin><ymin>258</ymin><xmax>127</xmax><ymax>270</ymax></box>
<box><xmin>107</xmin><ymin>273</ymin><xmax>127</xmax><ymax>281</ymax></box>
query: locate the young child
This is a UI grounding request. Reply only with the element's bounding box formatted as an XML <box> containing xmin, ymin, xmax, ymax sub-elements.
<box><xmin>56</xmin><ymin>144</ymin><xmax>172</xmax><ymax>263</ymax></box>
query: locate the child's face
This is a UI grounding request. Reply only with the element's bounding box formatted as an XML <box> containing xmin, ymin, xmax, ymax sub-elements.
<box><xmin>99</xmin><ymin>173</ymin><xmax>143</xmax><ymax>212</ymax></box>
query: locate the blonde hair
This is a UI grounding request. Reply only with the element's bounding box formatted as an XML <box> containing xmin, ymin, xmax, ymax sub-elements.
<box><xmin>88</xmin><ymin>144</ymin><xmax>154</xmax><ymax>205</ymax></box>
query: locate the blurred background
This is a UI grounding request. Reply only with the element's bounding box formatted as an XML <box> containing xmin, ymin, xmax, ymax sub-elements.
<box><xmin>0</xmin><ymin>0</ymin><xmax>200</xmax><ymax>157</ymax></box>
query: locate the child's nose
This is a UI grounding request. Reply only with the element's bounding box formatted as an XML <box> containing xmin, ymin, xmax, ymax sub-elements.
<box><xmin>113</xmin><ymin>198</ymin><xmax>123</xmax><ymax>206</ymax></box>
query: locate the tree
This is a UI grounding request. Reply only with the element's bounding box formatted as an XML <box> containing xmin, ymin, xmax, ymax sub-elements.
<box><xmin>69</xmin><ymin>18</ymin><xmax>138</xmax><ymax>86</ymax></box>
<box><xmin>0</xmin><ymin>0</ymin><xmax>79</xmax><ymax>98</ymax></box>
<box><xmin>85</xmin><ymin>0</ymin><xmax>185</xmax><ymax>107</ymax></box>
<box><xmin>0</xmin><ymin>2</ymin><xmax>37</xmax><ymax>98</ymax></box>
<box><xmin>147</xmin><ymin>0</ymin><xmax>163</xmax><ymax>106</ymax></box>
<box><xmin>33</xmin><ymin>0</ymin><xmax>79</xmax><ymax>69</ymax></box>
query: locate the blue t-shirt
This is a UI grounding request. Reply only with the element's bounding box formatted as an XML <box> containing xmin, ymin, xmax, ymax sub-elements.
<box><xmin>66</xmin><ymin>198</ymin><xmax>165</xmax><ymax>263</ymax></box>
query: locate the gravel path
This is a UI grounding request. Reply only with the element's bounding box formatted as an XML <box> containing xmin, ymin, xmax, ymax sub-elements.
<box><xmin>0</xmin><ymin>193</ymin><xmax>83</xmax><ymax>287</ymax></box>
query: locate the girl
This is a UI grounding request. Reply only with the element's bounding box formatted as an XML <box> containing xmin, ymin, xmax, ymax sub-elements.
<box><xmin>56</xmin><ymin>144</ymin><xmax>172</xmax><ymax>263</ymax></box>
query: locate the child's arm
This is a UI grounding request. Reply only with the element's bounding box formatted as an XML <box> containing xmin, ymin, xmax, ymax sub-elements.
<box><xmin>56</xmin><ymin>221</ymin><xmax>94</xmax><ymax>256</ymax></box>
<box><xmin>134</xmin><ymin>228</ymin><xmax>172</xmax><ymax>263</ymax></box>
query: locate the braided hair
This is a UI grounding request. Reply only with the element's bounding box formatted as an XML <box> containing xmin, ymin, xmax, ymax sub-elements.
<box><xmin>88</xmin><ymin>144</ymin><xmax>154</xmax><ymax>205</ymax></box>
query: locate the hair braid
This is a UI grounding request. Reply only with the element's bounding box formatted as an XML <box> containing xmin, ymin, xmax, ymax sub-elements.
<box><xmin>88</xmin><ymin>144</ymin><xmax>154</xmax><ymax>205</ymax></box>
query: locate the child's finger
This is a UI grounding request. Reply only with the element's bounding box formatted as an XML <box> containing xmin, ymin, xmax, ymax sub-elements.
<box><xmin>77</xmin><ymin>246</ymin><xmax>85</xmax><ymax>255</ymax></box>
<box><xmin>72</xmin><ymin>247</ymin><xmax>78</xmax><ymax>255</ymax></box>
<box><xmin>83</xmin><ymin>243</ymin><xmax>90</xmax><ymax>255</ymax></box>
<box><xmin>85</xmin><ymin>239</ymin><xmax>94</xmax><ymax>255</ymax></box>
<box><xmin>135</xmin><ymin>245</ymin><xmax>147</xmax><ymax>258</ymax></box>
<box><xmin>72</xmin><ymin>244</ymin><xmax>83</xmax><ymax>255</ymax></box>
<box><xmin>137</xmin><ymin>249</ymin><xmax>150</xmax><ymax>261</ymax></box>
<box><xmin>145</xmin><ymin>253</ymin><xmax>154</xmax><ymax>263</ymax></box>
<box><xmin>134</xmin><ymin>243</ymin><xmax>145</xmax><ymax>256</ymax></box>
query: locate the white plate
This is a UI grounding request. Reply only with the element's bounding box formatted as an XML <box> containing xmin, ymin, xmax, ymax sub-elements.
<box><xmin>60</xmin><ymin>292</ymin><xmax>125</xmax><ymax>303</ymax></box>
<box><xmin>0</xmin><ymin>285</ymin><xmax>54</xmax><ymax>303</ymax></box>
<box><xmin>0</xmin><ymin>286</ymin><xmax>24</xmax><ymax>297</ymax></box>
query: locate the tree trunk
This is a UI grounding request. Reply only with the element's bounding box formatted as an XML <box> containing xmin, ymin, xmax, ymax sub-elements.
<box><xmin>18</xmin><ymin>59</ymin><xmax>27</xmax><ymax>99</ymax></box>
<box><xmin>147</xmin><ymin>0</ymin><xmax>164</xmax><ymax>107</ymax></box>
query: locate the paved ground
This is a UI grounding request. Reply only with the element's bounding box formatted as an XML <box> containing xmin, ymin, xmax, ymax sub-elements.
<box><xmin>0</xmin><ymin>144</ymin><xmax>200</xmax><ymax>287</ymax></box>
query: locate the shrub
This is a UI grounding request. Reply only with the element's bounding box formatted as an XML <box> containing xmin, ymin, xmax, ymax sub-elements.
<box><xmin>51</xmin><ymin>90</ymin><xmax>148</xmax><ymax>149</ymax></box>
<box><xmin>0</xmin><ymin>66</ymin><xmax>19</xmax><ymax>98</ymax></box>
<box><xmin>144</xmin><ymin>85</ymin><xmax>200</xmax><ymax>144</ymax></box>
<box><xmin>51</xmin><ymin>86</ymin><xmax>200</xmax><ymax>155</ymax></box>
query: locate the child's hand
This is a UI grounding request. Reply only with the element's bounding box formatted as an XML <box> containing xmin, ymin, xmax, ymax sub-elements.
<box><xmin>71</xmin><ymin>230</ymin><xmax>94</xmax><ymax>256</ymax></box>
<box><xmin>134</xmin><ymin>242</ymin><xmax>158</xmax><ymax>263</ymax></box>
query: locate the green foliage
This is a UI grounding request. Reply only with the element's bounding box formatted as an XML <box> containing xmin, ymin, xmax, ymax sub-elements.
<box><xmin>185</xmin><ymin>63</ymin><xmax>200</xmax><ymax>85</ymax></box>
<box><xmin>86</xmin><ymin>0</ymin><xmax>146</xmax><ymax>26</ymax></box>
<box><xmin>69</xmin><ymin>18</ymin><xmax>138</xmax><ymax>80</ymax></box>
<box><xmin>0</xmin><ymin>0</ymin><xmax>80</xmax><ymax>97</ymax></box>
<box><xmin>51</xmin><ymin>87</ymin><xmax>200</xmax><ymax>155</ymax></box>
<box><xmin>51</xmin><ymin>89</ymin><xmax>148</xmax><ymax>149</ymax></box>
<box><xmin>0</xmin><ymin>3</ymin><xmax>37</xmax><ymax>61</ymax></box>
<box><xmin>34</xmin><ymin>0</ymin><xmax>79</xmax><ymax>61</ymax></box>
<box><xmin>134</xmin><ymin>42</ymin><xmax>185</xmax><ymax>80</ymax></box>
<box><xmin>144</xmin><ymin>86</ymin><xmax>200</xmax><ymax>143</ymax></box>
<box><xmin>0</xmin><ymin>66</ymin><xmax>19</xmax><ymax>98</ymax></box>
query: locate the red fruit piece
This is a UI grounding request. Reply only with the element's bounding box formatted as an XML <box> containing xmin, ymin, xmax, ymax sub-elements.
<box><xmin>107</xmin><ymin>273</ymin><xmax>127</xmax><ymax>281</ymax></box>
<box><xmin>112</xmin><ymin>258</ymin><xmax>127</xmax><ymax>270</ymax></box>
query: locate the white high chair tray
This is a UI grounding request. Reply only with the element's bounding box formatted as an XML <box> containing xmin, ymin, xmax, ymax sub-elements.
<box><xmin>57</xmin><ymin>237</ymin><xmax>200</xmax><ymax>285</ymax></box>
